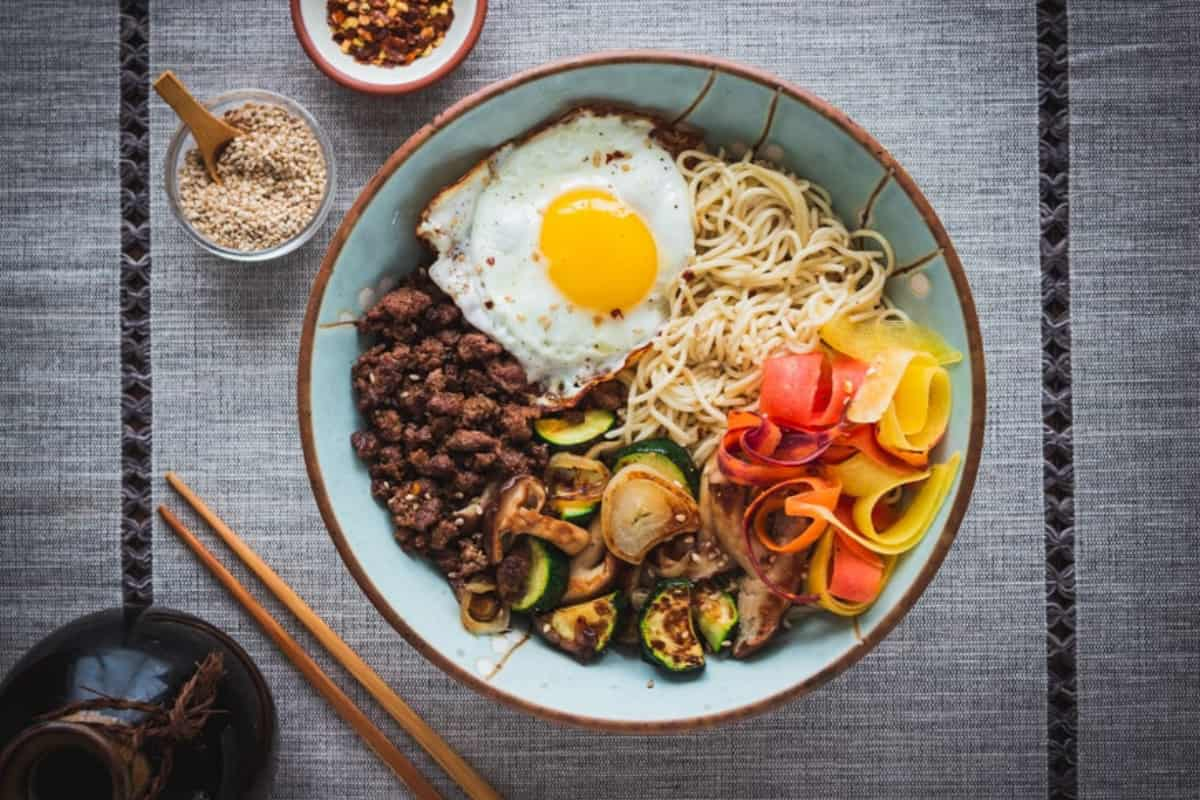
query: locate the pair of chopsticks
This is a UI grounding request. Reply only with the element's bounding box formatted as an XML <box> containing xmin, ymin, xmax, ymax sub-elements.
<box><xmin>158</xmin><ymin>472</ymin><xmax>502</xmax><ymax>800</ymax></box>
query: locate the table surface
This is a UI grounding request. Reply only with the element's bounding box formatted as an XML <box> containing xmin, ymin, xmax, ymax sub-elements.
<box><xmin>2</xmin><ymin>2</ymin><xmax>1197</xmax><ymax>798</ymax></box>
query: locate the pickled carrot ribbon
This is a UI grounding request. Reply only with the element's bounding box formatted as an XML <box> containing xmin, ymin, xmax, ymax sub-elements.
<box><xmin>744</xmin><ymin>476</ymin><xmax>842</xmax><ymax>554</ymax></box>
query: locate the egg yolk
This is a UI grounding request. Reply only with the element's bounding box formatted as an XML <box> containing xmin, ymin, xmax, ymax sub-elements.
<box><xmin>538</xmin><ymin>188</ymin><xmax>658</xmax><ymax>313</ymax></box>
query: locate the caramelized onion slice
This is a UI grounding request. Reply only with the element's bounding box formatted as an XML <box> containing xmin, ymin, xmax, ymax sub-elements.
<box><xmin>458</xmin><ymin>579</ymin><xmax>511</xmax><ymax>635</ymax></box>
<box><xmin>601</xmin><ymin>464</ymin><xmax>700</xmax><ymax>564</ymax></box>
<box><xmin>546</xmin><ymin>453</ymin><xmax>611</xmax><ymax>502</ymax></box>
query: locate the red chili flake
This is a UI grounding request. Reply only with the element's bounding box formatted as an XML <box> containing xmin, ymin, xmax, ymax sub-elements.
<box><xmin>604</xmin><ymin>150</ymin><xmax>628</xmax><ymax>164</ymax></box>
<box><xmin>485</xmin><ymin>256</ymin><xmax>495</xmax><ymax>266</ymax></box>
<box><xmin>609</xmin><ymin>308</ymin><xmax>624</xmax><ymax>319</ymax></box>
<box><xmin>484</xmin><ymin>299</ymin><xmax>495</xmax><ymax>309</ymax></box>
<box><xmin>326</xmin><ymin>0</ymin><xmax>455</xmax><ymax>68</ymax></box>
<box><xmin>682</xmin><ymin>269</ymin><xmax>695</xmax><ymax>281</ymax></box>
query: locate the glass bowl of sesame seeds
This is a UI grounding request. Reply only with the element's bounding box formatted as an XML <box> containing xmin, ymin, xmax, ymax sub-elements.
<box><xmin>164</xmin><ymin>88</ymin><xmax>337</xmax><ymax>262</ymax></box>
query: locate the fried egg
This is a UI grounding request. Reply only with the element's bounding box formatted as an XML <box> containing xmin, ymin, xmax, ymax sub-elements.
<box><xmin>417</xmin><ymin>109</ymin><xmax>695</xmax><ymax>401</ymax></box>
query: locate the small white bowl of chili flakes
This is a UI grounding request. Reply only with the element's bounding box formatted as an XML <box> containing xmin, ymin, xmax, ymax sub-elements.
<box><xmin>291</xmin><ymin>0</ymin><xmax>486</xmax><ymax>95</ymax></box>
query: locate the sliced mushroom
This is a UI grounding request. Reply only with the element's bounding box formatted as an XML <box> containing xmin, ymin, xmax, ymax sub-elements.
<box><xmin>650</xmin><ymin>519</ymin><xmax>733</xmax><ymax>581</ymax></box>
<box><xmin>561</xmin><ymin>516</ymin><xmax>620</xmax><ymax>603</ymax></box>
<box><xmin>699</xmin><ymin>457</ymin><xmax>807</xmax><ymax>658</ymax></box>
<box><xmin>601</xmin><ymin>463</ymin><xmax>701</xmax><ymax>564</ymax></box>
<box><xmin>700</xmin><ymin>456</ymin><xmax>754</xmax><ymax>575</ymax></box>
<box><xmin>730</xmin><ymin>575</ymin><xmax>787</xmax><ymax>657</ymax></box>
<box><xmin>614</xmin><ymin>561</ymin><xmax>657</xmax><ymax>645</ymax></box>
<box><xmin>486</xmin><ymin>475</ymin><xmax>590</xmax><ymax>563</ymax></box>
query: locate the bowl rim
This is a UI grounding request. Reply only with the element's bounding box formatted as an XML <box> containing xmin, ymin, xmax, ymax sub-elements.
<box><xmin>289</xmin><ymin>0</ymin><xmax>488</xmax><ymax>96</ymax></box>
<box><xmin>297</xmin><ymin>50</ymin><xmax>987</xmax><ymax>733</ymax></box>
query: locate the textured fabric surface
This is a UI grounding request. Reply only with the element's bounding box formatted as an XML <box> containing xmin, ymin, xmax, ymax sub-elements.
<box><xmin>142</xmin><ymin>2</ymin><xmax>1047</xmax><ymax>798</ymax></box>
<box><xmin>0</xmin><ymin>5</ymin><xmax>122</xmax><ymax>670</ymax></box>
<box><xmin>1036</xmin><ymin>1</ymin><xmax>1078</xmax><ymax>795</ymax></box>
<box><xmin>1072</xmin><ymin>3</ymin><xmax>1200</xmax><ymax>798</ymax></box>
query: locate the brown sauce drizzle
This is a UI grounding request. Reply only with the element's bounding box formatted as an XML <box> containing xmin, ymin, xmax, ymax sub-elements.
<box><xmin>484</xmin><ymin>632</ymin><xmax>531</xmax><ymax>681</ymax></box>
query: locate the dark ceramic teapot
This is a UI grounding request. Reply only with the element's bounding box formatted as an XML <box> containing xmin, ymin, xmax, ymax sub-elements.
<box><xmin>0</xmin><ymin>606</ymin><xmax>276</xmax><ymax>800</ymax></box>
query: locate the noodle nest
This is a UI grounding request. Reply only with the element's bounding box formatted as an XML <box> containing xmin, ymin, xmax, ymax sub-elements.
<box><xmin>610</xmin><ymin>150</ymin><xmax>900</xmax><ymax>463</ymax></box>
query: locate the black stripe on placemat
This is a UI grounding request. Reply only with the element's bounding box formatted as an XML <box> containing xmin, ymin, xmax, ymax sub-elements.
<box><xmin>1037</xmin><ymin>1</ymin><xmax>1076</xmax><ymax>798</ymax></box>
<box><xmin>119</xmin><ymin>0</ymin><xmax>152</xmax><ymax>606</ymax></box>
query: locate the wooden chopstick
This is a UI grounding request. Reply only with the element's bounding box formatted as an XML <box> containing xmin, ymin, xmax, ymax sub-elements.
<box><xmin>157</xmin><ymin>505</ymin><xmax>443</xmax><ymax>800</ymax></box>
<box><xmin>163</xmin><ymin>472</ymin><xmax>502</xmax><ymax>800</ymax></box>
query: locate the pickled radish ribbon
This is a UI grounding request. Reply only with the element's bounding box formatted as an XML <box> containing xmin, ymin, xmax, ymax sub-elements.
<box><xmin>822</xmin><ymin>451</ymin><xmax>963</xmax><ymax>555</ymax></box>
<box><xmin>759</xmin><ymin>353</ymin><xmax>867</xmax><ymax>428</ymax></box>
<box><xmin>820</xmin><ymin>314</ymin><xmax>962</xmax><ymax>367</ymax></box>
<box><xmin>717</xmin><ymin>411</ymin><xmax>836</xmax><ymax>487</ymax></box>
<box><xmin>744</xmin><ymin>476</ymin><xmax>842</xmax><ymax>554</ymax></box>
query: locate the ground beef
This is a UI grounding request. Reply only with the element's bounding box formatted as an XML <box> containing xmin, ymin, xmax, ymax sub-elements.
<box><xmin>461</xmin><ymin>395</ymin><xmax>498</xmax><ymax>427</ymax></box>
<box><xmin>498</xmin><ymin>404</ymin><xmax>536</xmax><ymax>443</ymax></box>
<box><xmin>452</xmin><ymin>469</ymin><xmax>488</xmax><ymax>496</ymax></box>
<box><xmin>456</xmin><ymin>332</ymin><xmax>503</xmax><ymax>363</ymax></box>
<box><xmin>350</xmin><ymin>268</ymin><xmax>551</xmax><ymax>583</ymax></box>
<box><xmin>586</xmin><ymin>379</ymin><xmax>627</xmax><ymax>411</ymax></box>
<box><xmin>350</xmin><ymin>430</ymin><xmax>378</xmax><ymax>458</ymax></box>
<box><xmin>487</xmin><ymin>359</ymin><xmax>530</xmax><ymax>394</ymax></box>
<box><xmin>496</xmin><ymin>547</ymin><xmax>532</xmax><ymax>604</ymax></box>
<box><xmin>446</xmin><ymin>430</ymin><xmax>499</xmax><ymax>453</ymax></box>
<box><xmin>350</xmin><ymin>268</ymin><xmax>625</xmax><ymax>587</ymax></box>
<box><xmin>424</xmin><ymin>303</ymin><xmax>461</xmax><ymax>328</ymax></box>
<box><xmin>496</xmin><ymin>446</ymin><xmax>536</xmax><ymax>476</ymax></box>
<box><xmin>427</xmin><ymin>391</ymin><xmax>464</xmax><ymax>418</ymax></box>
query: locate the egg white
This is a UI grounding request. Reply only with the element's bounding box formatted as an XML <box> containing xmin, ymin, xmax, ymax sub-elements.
<box><xmin>418</xmin><ymin>109</ymin><xmax>695</xmax><ymax>402</ymax></box>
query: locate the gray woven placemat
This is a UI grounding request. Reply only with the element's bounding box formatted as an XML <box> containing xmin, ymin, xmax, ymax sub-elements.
<box><xmin>143</xmin><ymin>2</ymin><xmax>1047</xmax><ymax>799</ymax></box>
<box><xmin>1071</xmin><ymin>2</ymin><xmax>1200</xmax><ymax>798</ymax></box>
<box><xmin>25</xmin><ymin>1</ymin><xmax>1190</xmax><ymax>799</ymax></box>
<box><xmin>0</xmin><ymin>2</ymin><xmax>123</xmax><ymax>667</ymax></box>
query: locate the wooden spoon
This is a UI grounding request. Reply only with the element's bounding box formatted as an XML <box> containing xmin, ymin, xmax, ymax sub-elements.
<box><xmin>153</xmin><ymin>70</ymin><xmax>241</xmax><ymax>184</ymax></box>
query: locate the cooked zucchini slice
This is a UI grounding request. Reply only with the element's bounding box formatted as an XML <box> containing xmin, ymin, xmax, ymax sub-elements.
<box><xmin>535</xmin><ymin>591</ymin><xmax>624</xmax><ymax>663</ymax></box>
<box><xmin>639</xmin><ymin>580</ymin><xmax>705</xmax><ymax>674</ymax></box>
<box><xmin>505</xmin><ymin>538</ymin><xmax>568</xmax><ymax>613</ymax></box>
<box><xmin>552</xmin><ymin>497</ymin><xmax>600</xmax><ymax>524</ymax></box>
<box><xmin>533</xmin><ymin>409</ymin><xmax>616</xmax><ymax>447</ymax></box>
<box><xmin>693</xmin><ymin>585</ymin><xmax>739</xmax><ymax>652</ymax></box>
<box><xmin>613</xmin><ymin>438</ymin><xmax>700</xmax><ymax>496</ymax></box>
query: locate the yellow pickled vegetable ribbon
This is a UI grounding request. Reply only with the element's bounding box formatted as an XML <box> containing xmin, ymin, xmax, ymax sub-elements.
<box><xmin>821</xmin><ymin>315</ymin><xmax>962</xmax><ymax>366</ymax></box>
<box><xmin>847</xmin><ymin>348</ymin><xmax>918</xmax><ymax>423</ymax></box>
<box><xmin>822</xmin><ymin>451</ymin><xmax>963</xmax><ymax>555</ymax></box>
<box><xmin>876</xmin><ymin>355</ymin><xmax>952</xmax><ymax>457</ymax></box>
<box><xmin>806</xmin><ymin>528</ymin><xmax>897</xmax><ymax>617</ymax></box>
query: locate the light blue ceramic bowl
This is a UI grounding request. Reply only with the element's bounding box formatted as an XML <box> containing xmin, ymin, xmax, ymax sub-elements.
<box><xmin>299</xmin><ymin>52</ymin><xmax>985</xmax><ymax>732</ymax></box>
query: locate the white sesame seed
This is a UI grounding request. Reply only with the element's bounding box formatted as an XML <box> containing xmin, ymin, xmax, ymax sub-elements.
<box><xmin>176</xmin><ymin>102</ymin><xmax>326</xmax><ymax>252</ymax></box>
